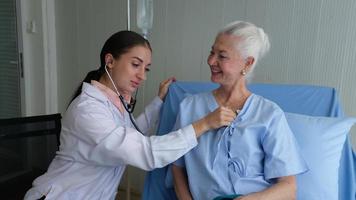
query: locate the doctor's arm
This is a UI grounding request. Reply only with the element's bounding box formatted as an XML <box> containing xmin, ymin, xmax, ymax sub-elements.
<box><xmin>71</xmin><ymin>103</ymin><xmax>235</xmax><ymax>170</ymax></box>
<box><xmin>172</xmin><ymin>164</ymin><xmax>193</xmax><ymax>200</ymax></box>
<box><xmin>234</xmin><ymin>176</ymin><xmax>296</xmax><ymax>200</ymax></box>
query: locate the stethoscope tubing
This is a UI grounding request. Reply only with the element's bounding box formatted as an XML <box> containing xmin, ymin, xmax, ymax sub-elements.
<box><xmin>118</xmin><ymin>95</ymin><xmax>143</xmax><ymax>133</ymax></box>
<box><xmin>105</xmin><ymin>65</ymin><xmax>143</xmax><ymax>134</ymax></box>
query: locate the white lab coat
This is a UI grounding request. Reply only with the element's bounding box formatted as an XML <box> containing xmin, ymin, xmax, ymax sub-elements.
<box><xmin>24</xmin><ymin>83</ymin><xmax>197</xmax><ymax>200</ymax></box>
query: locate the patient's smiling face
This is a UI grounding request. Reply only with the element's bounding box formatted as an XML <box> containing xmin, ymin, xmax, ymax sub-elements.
<box><xmin>207</xmin><ymin>33</ymin><xmax>247</xmax><ymax>87</ymax></box>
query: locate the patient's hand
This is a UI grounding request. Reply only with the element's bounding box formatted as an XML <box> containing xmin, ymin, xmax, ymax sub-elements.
<box><xmin>158</xmin><ymin>77</ymin><xmax>176</xmax><ymax>100</ymax></box>
<box><xmin>234</xmin><ymin>176</ymin><xmax>297</xmax><ymax>200</ymax></box>
<box><xmin>234</xmin><ymin>193</ymin><xmax>262</xmax><ymax>200</ymax></box>
<box><xmin>172</xmin><ymin>165</ymin><xmax>193</xmax><ymax>200</ymax></box>
<box><xmin>234</xmin><ymin>195</ymin><xmax>257</xmax><ymax>200</ymax></box>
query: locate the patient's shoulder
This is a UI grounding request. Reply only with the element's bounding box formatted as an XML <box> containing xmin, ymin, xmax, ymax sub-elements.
<box><xmin>177</xmin><ymin>92</ymin><xmax>214</xmax><ymax>117</ymax></box>
<box><xmin>180</xmin><ymin>91</ymin><xmax>212</xmax><ymax>106</ymax></box>
<box><xmin>249</xmin><ymin>94</ymin><xmax>285</xmax><ymax>118</ymax></box>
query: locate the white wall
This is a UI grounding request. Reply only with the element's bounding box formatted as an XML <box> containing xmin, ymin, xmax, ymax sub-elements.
<box><xmin>20</xmin><ymin>0</ymin><xmax>46</xmax><ymax>116</ymax></box>
<box><xmin>55</xmin><ymin>0</ymin><xmax>129</xmax><ymax>111</ymax></box>
<box><xmin>55</xmin><ymin>0</ymin><xmax>80</xmax><ymax>112</ymax></box>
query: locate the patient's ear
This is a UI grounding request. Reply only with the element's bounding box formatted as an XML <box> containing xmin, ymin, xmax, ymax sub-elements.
<box><xmin>245</xmin><ymin>56</ymin><xmax>255</xmax><ymax>70</ymax></box>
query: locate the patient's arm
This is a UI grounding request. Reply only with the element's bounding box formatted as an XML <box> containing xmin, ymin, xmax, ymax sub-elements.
<box><xmin>172</xmin><ymin>165</ymin><xmax>193</xmax><ymax>200</ymax></box>
<box><xmin>235</xmin><ymin>175</ymin><xmax>296</xmax><ymax>200</ymax></box>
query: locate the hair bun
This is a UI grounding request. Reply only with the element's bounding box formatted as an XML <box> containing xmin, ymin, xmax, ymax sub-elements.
<box><xmin>257</xmin><ymin>28</ymin><xmax>270</xmax><ymax>58</ymax></box>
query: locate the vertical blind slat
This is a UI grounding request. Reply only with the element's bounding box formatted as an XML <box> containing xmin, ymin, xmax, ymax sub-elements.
<box><xmin>0</xmin><ymin>0</ymin><xmax>21</xmax><ymax>119</ymax></box>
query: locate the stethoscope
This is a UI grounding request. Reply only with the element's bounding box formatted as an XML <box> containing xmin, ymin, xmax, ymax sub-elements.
<box><xmin>104</xmin><ymin>65</ymin><xmax>143</xmax><ymax>133</ymax></box>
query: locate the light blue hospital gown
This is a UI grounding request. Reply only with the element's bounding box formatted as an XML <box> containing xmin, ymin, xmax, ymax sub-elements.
<box><xmin>173</xmin><ymin>92</ymin><xmax>308</xmax><ymax>199</ymax></box>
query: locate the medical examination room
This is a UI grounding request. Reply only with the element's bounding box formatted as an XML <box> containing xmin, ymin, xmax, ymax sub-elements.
<box><xmin>1</xmin><ymin>0</ymin><xmax>356</xmax><ymax>199</ymax></box>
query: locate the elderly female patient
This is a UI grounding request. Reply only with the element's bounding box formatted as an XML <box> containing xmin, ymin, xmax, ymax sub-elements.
<box><xmin>172</xmin><ymin>21</ymin><xmax>308</xmax><ymax>200</ymax></box>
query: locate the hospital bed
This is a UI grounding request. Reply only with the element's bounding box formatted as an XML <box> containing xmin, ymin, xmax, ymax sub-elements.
<box><xmin>142</xmin><ymin>81</ymin><xmax>355</xmax><ymax>200</ymax></box>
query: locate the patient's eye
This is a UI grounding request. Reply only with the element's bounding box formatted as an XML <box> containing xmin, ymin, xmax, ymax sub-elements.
<box><xmin>218</xmin><ymin>54</ymin><xmax>228</xmax><ymax>60</ymax></box>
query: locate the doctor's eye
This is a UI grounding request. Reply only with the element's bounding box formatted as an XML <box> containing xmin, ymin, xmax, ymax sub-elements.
<box><xmin>145</xmin><ymin>68</ymin><xmax>150</xmax><ymax>72</ymax></box>
<box><xmin>132</xmin><ymin>63</ymin><xmax>140</xmax><ymax>68</ymax></box>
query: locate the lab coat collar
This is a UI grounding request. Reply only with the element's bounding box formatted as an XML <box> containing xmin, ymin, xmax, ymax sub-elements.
<box><xmin>82</xmin><ymin>82</ymin><xmax>109</xmax><ymax>103</ymax></box>
<box><xmin>90</xmin><ymin>80</ymin><xmax>125</xmax><ymax>113</ymax></box>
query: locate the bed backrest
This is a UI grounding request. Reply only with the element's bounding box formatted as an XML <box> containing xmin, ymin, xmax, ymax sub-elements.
<box><xmin>143</xmin><ymin>81</ymin><xmax>355</xmax><ymax>200</ymax></box>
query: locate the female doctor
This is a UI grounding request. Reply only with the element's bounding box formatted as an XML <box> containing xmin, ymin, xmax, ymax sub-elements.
<box><xmin>24</xmin><ymin>30</ymin><xmax>236</xmax><ymax>200</ymax></box>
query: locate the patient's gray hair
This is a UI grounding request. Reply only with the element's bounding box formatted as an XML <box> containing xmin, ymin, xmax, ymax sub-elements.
<box><xmin>218</xmin><ymin>21</ymin><xmax>270</xmax><ymax>82</ymax></box>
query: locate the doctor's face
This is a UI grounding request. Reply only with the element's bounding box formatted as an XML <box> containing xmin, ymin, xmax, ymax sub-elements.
<box><xmin>207</xmin><ymin>34</ymin><xmax>247</xmax><ymax>87</ymax></box>
<box><xmin>108</xmin><ymin>45</ymin><xmax>152</xmax><ymax>96</ymax></box>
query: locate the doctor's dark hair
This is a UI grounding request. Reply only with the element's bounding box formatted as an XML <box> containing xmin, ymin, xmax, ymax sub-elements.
<box><xmin>70</xmin><ymin>30</ymin><xmax>151</xmax><ymax>104</ymax></box>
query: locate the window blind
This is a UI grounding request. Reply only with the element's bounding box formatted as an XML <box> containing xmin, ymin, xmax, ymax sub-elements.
<box><xmin>0</xmin><ymin>0</ymin><xmax>21</xmax><ymax>119</ymax></box>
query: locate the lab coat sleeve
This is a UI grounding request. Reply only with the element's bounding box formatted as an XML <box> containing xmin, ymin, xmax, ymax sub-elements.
<box><xmin>88</xmin><ymin>126</ymin><xmax>197</xmax><ymax>170</ymax></box>
<box><xmin>135</xmin><ymin>96</ymin><xmax>163</xmax><ymax>135</ymax></box>
<box><xmin>65</xmin><ymin>100</ymin><xmax>197</xmax><ymax>170</ymax></box>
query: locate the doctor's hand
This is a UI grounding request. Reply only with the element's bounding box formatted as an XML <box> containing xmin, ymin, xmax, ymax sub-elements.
<box><xmin>192</xmin><ymin>106</ymin><xmax>236</xmax><ymax>138</ymax></box>
<box><xmin>158</xmin><ymin>77</ymin><xmax>176</xmax><ymax>101</ymax></box>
